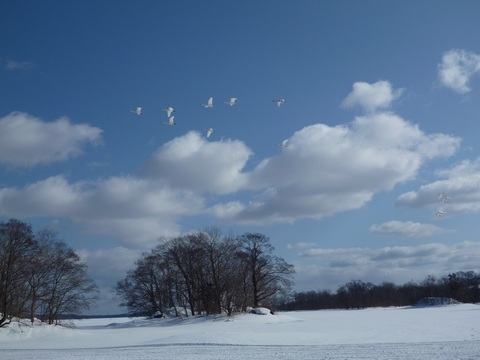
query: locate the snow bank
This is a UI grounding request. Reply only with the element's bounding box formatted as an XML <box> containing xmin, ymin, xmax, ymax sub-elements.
<box><xmin>248</xmin><ymin>307</ymin><xmax>273</xmax><ymax>315</ymax></box>
<box><xmin>415</xmin><ymin>297</ymin><xmax>462</xmax><ymax>306</ymax></box>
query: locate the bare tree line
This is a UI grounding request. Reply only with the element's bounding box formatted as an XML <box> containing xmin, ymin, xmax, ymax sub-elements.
<box><xmin>115</xmin><ymin>228</ymin><xmax>295</xmax><ymax>317</ymax></box>
<box><xmin>279</xmin><ymin>272</ymin><xmax>480</xmax><ymax>311</ymax></box>
<box><xmin>0</xmin><ymin>219</ymin><xmax>98</xmax><ymax>327</ymax></box>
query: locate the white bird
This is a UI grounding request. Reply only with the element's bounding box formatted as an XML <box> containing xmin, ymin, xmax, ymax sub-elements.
<box><xmin>223</xmin><ymin>97</ymin><xmax>237</xmax><ymax>106</ymax></box>
<box><xmin>162</xmin><ymin>106</ymin><xmax>175</xmax><ymax>117</ymax></box>
<box><xmin>438</xmin><ymin>192</ymin><xmax>450</xmax><ymax>203</ymax></box>
<box><xmin>279</xmin><ymin>139</ymin><xmax>288</xmax><ymax>148</ymax></box>
<box><xmin>130</xmin><ymin>107</ymin><xmax>143</xmax><ymax>115</ymax></box>
<box><xmin>202</xmin><ymin>97</ymin><xmax>214</xmax><ymax>108</ymax></box>
<box><xmin>436</xmin><ymin>209</ymin><xmax>446</xmax><ymax>217</ymax></box>
<box><xmin>204</xmin><ymin>128</ymin><xmax>214</xmax><ymax>138</ymax></box>
<box><xmin>273</xmin><ymin>99</ymin><xmax>286</xmax><ymax>108</ymax></box>
<box><xmin>163</xmin><ymin>116</ymin><xmax>175</xmax><ymax>125</ymax></box>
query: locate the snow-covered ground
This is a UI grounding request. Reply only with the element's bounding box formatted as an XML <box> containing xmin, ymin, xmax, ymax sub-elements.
<box><xmin>1</xmin><ymin>304</ymin><xmax>479</xmax><ymax>359</ymax></box>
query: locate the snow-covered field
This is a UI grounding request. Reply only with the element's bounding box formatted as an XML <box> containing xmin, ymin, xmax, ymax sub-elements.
<box><xmin>1</xmin><ymin>304</ymin><xmax>479</xmax><ymax>359</ymax></box>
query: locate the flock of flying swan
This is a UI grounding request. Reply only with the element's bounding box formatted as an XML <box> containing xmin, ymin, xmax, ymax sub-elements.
<box><xmin>130</xmin><ymin>100</ymin><xmax>454</xmax><ymax>221</ymax></box>
<box><xmin>130</xmin><ymin>97</ymin><xmax>287</xmax><ymax>144</ymax></box>
<box><xmin>436</xmin><ymin>191</ymin><xmax>450</xmax><ymax>217</ymax></box>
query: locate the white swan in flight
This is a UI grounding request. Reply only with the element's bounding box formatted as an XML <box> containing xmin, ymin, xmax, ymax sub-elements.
<box><xmin>130</xmin><ymin>107</ymin><xmax>143</xmax><ymax>115</ymax></box>
<box><xmin>279</xmin><ymin>139</ymin><xmax>288</xmax><ymax>148</ymax></box>
<box><xmin>223</xmin><ymin>97</ymin><xmax>237</xmax><ymax>106</ymax></box>
<box><xmin>202</xmin><ymin>97</ymin><xmax>214</xmax><ymax>108</ymax></box>
<box><xmin>436</xmin><ymin>209</ymin><xmax>446</xmax><ymax>217</ymax></box>
<box><xmin>204</xmin><ymin>128</ymin><xmax>214</xmax><ymax>138</ymax></box>
<box><xmin>438</xmin><ymin>192</ymin><xmax>449</xmax><ymax>203</ymax></box>
<box><xmin>273</xmin><ymin>99</ymin><xmax>286</xmax><ymax>107</ymax></box>
<box><xmin>163</xmin><ymin>116</ymin><xmax>175</xmax><ymax>125</ymax></box>
<box><xmin>162</xmin><ymin>107</ymin><xmax>175</xmax><ymax>117</ymax></box>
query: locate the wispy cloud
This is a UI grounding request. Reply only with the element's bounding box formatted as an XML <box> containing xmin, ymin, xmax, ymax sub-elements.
<box><xmin>438</xmin><ymin>49</ymin><xmax>480</xmax><ymax>94</ymax></box>
<box><xmin>294</xmin><ymin>241</ymin><xmax>480</xmax><ymax>291</ymax></box>
<box><xmin>397</xmin><ymin>157</ymin><xmax>480</xmax><ymax>214</ymax></box>
<box><xmin>370</xmin><ymin>220</ymin><xmax>446</xmax><ymax>237</ymax></box>
<box><xmin>341</xmin><ymin>80</ymin><xmax>404</xmax><ymax>113</ymax></box>
<box><xmin>0</xmin><ymin>112</ymin><xmax>102</xmax><ymax>167</ymax></box>
<box><xmin>2</xmin><ymin>58</ymin><xmax>35</xmax><ymax>71</ymax></box>
<box><xmin>287</xmin><ymin>242</ymin><xmax>316</xmax><ymax>249</ymax></box>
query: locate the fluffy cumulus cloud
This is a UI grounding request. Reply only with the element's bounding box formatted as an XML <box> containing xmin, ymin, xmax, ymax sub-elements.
<box><xmin>0</xmin><ymin>112</ymin><xmax>102</xmax><ymax>167</ymax></box>
<box><xmin>438</xmin><ymin>49</ymin><xmax>480</xmax><ymax>94</ymax></box>
<box><xmin>294</xmin><ymin>241</ymin><xmax>480</xmax><ymax>291</ymax></box>
<box><xmin>0</xmin><ymin>175</ymin><xmax>204</xmax><ymax>248</ymax></box>
<box><xmin>370</xmin><ymin>220</ymin><xmax>445</xmax><ymax>237</ymax></box>
<box><xmin>141</xmin><ymin>131</ymin><xmax>252</xmax><ymax>194</ymax></box>
<box><xmin>341</xmin><ymin>80</ymin><xmax>404</xmax><ymax>113</ymax></box>
<box><xmin>212</xmin><ymin>111</ymin><xmax>460</xmax><ymax>225</ymax></box>
<box><xmin>397</xmin><ymin>157</ymin><xmax>480</xmax><ymax>214</ymax></box>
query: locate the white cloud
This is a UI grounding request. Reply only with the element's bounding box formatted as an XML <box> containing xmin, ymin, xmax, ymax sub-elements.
<box><xmin>438</xmin><ymin>49</ymin><xmax>480</xmax><ymax>94</ymax></box>
<box><xmin>341</xmin><ymin>80</ymin><xmax>404</xmax><ymax>113</ymax></box>
<box><xmin>397</xmin><ymin>157</ymin><xmax>480</xmax><ymax>214</ymax></box>
<box><xmin>141</xmin><ymin>131</ymin><xmax>252</xmax><ymax>194</ymax></box>
<box><xmin>370</xmin><ymin>220</ymin><xmax>445</xmax><ymax>237</ymax></box>
<box><xmin>0</xmin><ymin>175</ymin><xmax>204</xmax><ymax>248</ymax></box>
<box><xmin>213</xmin><ymin>113</ymin><xmax>460</xmax><ymax>225</ymax></box>
<box><xmin>2</xmin><ymin>58</ymin><xmax>35</xmax><ymax>71</ymax></box>
<box><xmin>77</xmin><ymin>246</ymin><xmax>142</xmax><ymax>314</ymax></box>
<box><xmin>0</xmin><ymin>112</ymin><xmax>102</xmax><ymax>167</ymax></box>
<box><xmin>77</xmin><ymin>246</ymin><xmax>141</xmax><ymax>286</ymax></box>
<box><xmin>294</xmin><ymin>241</ymin><xmax>480</xmax><ymax>291</ymax></box>
<box><xmin>287</xmin><ymin>242</ymin><xmax>316</xmax><ymax>249</ymax></box>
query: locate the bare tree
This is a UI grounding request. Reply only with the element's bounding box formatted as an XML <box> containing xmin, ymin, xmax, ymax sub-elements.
<box><xmin>116</xmin><ymin>230</ymin><xmax>295</xmax><ymax>316</ymax></box>
<box><xmin>39</xmin><ymin>239</ymin><xmax>98</xmax><ymax>324</ymax></box>
<box><xmin>165</xmin><ymin>234</ymin><xmax>207</xmax><ymax>316</ymax></box>
<box><xmin>26</xmin><ymin>229</ymin><xmax>57</xmax><ymax>323</ymax></box>
<box><xmin>115</xmin><ymin>251</ymin><xmax>170</xmax><ymax>316</ymax></box>
<box><xmin>237</xmin><ymin>233</ymin><xmax>295</xmax><ymax>308</ymax></box>
<box><xmin>195</xmin><ymin>227</ymin><xmax>246</xmax><ymax>315</ymax></box>
<box><xmin>337</xmin><ymin>280</ymin><xmax>374</xmax><ymax>309</ymax></box>
<box><xmin>0</xmin><ymin>219</ymin><xmax>35</xmax><ymax>327</ymax></box>
<box><xmin>443</xmin><ymin>271</ymin><xmax>480</xmax><ymax>303</ymax></box>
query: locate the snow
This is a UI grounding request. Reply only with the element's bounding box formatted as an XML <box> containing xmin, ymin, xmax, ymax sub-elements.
<box><xmin>1</xmin><ymin>304</ymin><xmax>479</xmax><ymax>359</ymax></box>
<box><xmin>415</xmin><ymin>297</ymin><xmax>462</xmax><ymax>306</ymax></box>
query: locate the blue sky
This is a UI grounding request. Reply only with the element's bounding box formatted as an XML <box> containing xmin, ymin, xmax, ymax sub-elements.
<box><xmin>1</xmin><ymin>0</ymin><xmax>480</xmax><ymax>314</ymax></box>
